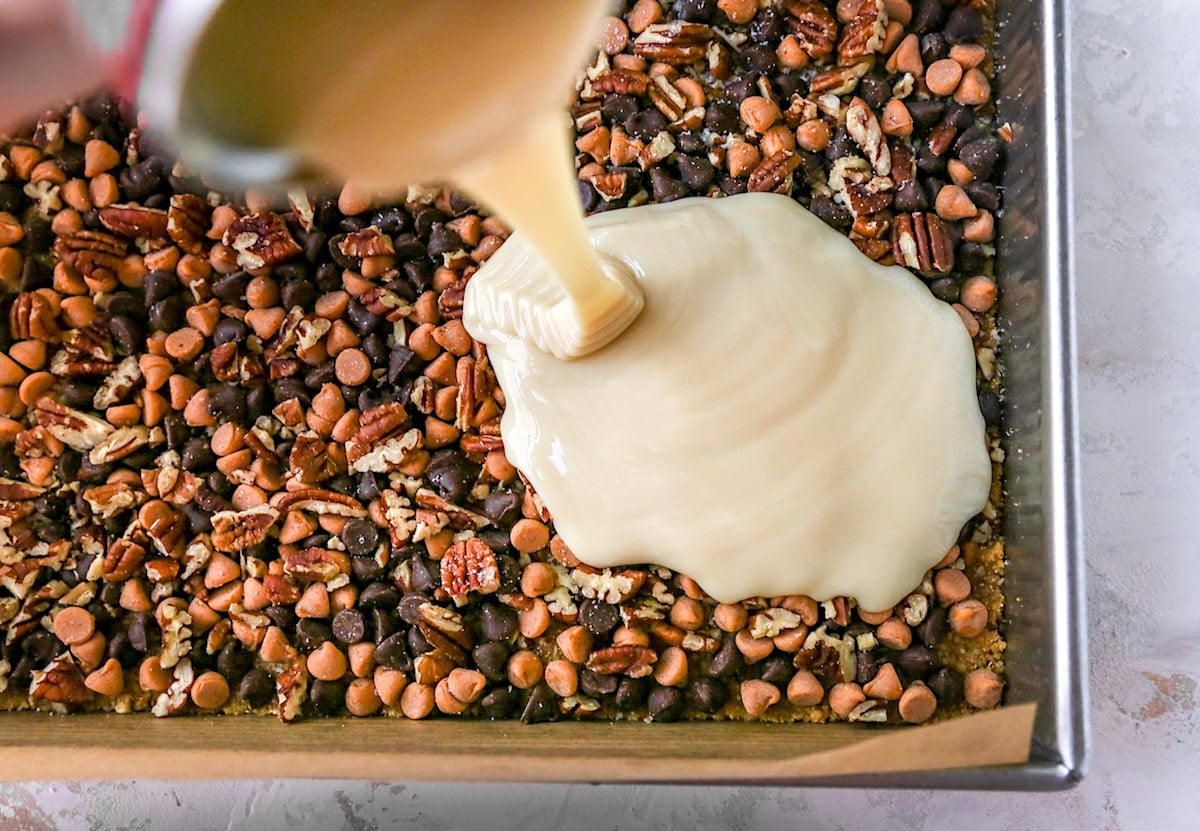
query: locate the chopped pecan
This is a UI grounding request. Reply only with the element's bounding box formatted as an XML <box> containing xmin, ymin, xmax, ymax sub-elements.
<box><xmin>706</xmin><ymin>38</ymin><xmax>735</xmax><ymax>80</ymax></box>
<box><xmin>140</xmin><ymin>499</ymin><xmax>187</xmax><ymax>558</ymax></box>
<box><xmin>52</xmin><ymin>229</ymin><xmax>127</xmax><ymax>283</ymax></box>
<box><xmin>262</xmin><ymin>571</ymin><xmax>302</xmax><ymax>605</ymax></box>
<box><xmin>414</xmin><ymin>488</ymin><xmax>489</xmax><ymax>531</ymax></box>
<box><xmin>810</xmin><ymin>60</ymin><xmax>872</xmax><ymax>95</ymax></box>
<box><xmin>29</xmin><ymin>652</ymin><xmax>92</xmax><ymax>706</ymax></box>
<box><xmin>455</xmin><ymin>356</ymin><xmax>476</xmax><ymax>431</ymax></box>
<box><xmin>648</xmin><ymin>74</ymin><xmax>688</xmax><ymax>122</ymax></box>
<box><xmin>288</xmin><ymin>434</ymin><xmax>337</xmax><ymax>484</ymax></box>
<box><xmin>852</xmin><ymin>237</ymin><xmax>893</xmax><ymax>261</ymax></box>
<box><xmin>748</xmin><ymin>151</ymin><xmax>803</xmax><ymax>194</ymax></box>
<box><xmin>795</xmin><ymin>626</ymin><xmax>856</xmax><ymax>685</ymax></box>
<box><xmin>222</xmin><ymin>212</ymin><xmax>302</xmax><ymax>270</ymax></box>
<box><xmin>844</xmin><ymin>179</ymin><xmax>894</xmax><ymax>216</ymax></box>
<box><xmin>141</xmin><ymin>453</ymin><xmax>199</xmax><ymax>505</ymax></box>
<box><xmin>337</xmin><ymin>226</ymin><xmax>394</xmax><ymax>258</ymax></box>
<box><xmin>287</xmin><ymin>188</ymin><xmax>316</xmax><ymax>232</ymax></box>
<box><xmin>782</xmin><ymin>0</ymin><xmax>838</xmax><ymax>62</ymax></box>
<box><xmin>438</xmin><ymin>279</ymin><xmax>467</xmax><ymax>319</ymax></box>
<box><xmin>589</xmin><ymin>172</ymin><xmax>628</xmax><ymax>203</ymax></box>
<box><xmin>838</xmin><ymin>0</ymin><xmax>886</xmax><ymax>64</ymax></box>
<box><xmin>151</xmin><ymin>658</ymin><xmax>195</xmax><ymax>717</ymax></box>
<box><xmin>167</xmin><ymin>193</ymin><xmax>211</xmax><ymax>256</ymax></box>
<box><xmin>380</xmin><ymin>489</ymin><xmax>415</xmax><ymax>548</ymax></box>
<box><xmin>892</xmin><ymin>213</ymin><xmax>954</xmax><ymax>274</ymax></box>
<box><xmin>845</xmin><ymin>97</ymin><xmax>891</xmax><ymax>176</ymax></box>
<box><xmin>210</xmin><ymin>504</ymin><xmax>280</xmax><ymax>552</ymax></box>
<box><xmin>590</xmin><ymin>68</ymin><xmax>650</xmax><ymax>95</ymax></box>
<box><xmin>48</xmin><ymin>350</ymin><xmax>118</xmax><ymax>378</ymax></box>
<box><xmin>92</xmin><ymin>354</ymin><xmax>142</xmax><ymax>409</ymax></box>
<box><xmin>61</xmin><ymin>323</ymin><xmax>115</xmax><ymax>361</ymax></box>
<box><xmin>585</xmin><ymin>645</ymin><xmax>657</xmax><ymax>677</ymax></box>
<box><xmin>145</xmin><ymin>557</ymin><xmax>180</xmax><ymax>583</ymax></box>
<box><xmin>98</xmin><ymin>204</ymin><xmax>170</xmax><ymax>239</ymax></box>
<box><xmin>89</xmin><ymin>425</ymin><xmax>158</xmax><ymax>465</ymax></box>
<box><xmin>100</xmin><ymin>538</ymin><xmax>146</xmax><ymax>582</ymax></box>
<box><xmin>440</xmin><ymin>537</ymin><xmax>500</xmax><ymax>601</ymax></box>
<box><xmin>34</xmin><ymin>397</ymin><xmax>113</xmax><ymax>451</ymax></box>
<box><xmin>281</xmin><ymin>547</ymin><xmax>351</xmax><ymax>583</ymax></box>
<box><xmin>274</xmin><ymin>488</ymin><xmax>367</xmax><ymax>518</ymax></box>
<box><xmin>208</xmin><ymin>341</ymin><xmax>240</xmax><ymax>383</ymax></box>
<box><xmin>276</xmin><ymin>656</ymin><xmax>308</xmax><ymax>722</ymax></box>
<box><xmin>633</xmin><ymin>22</ymin><xmax>713</xmax><ymax>65</ymax></box>
<box><xmin>9</xmin><ymin>292</ymin><xmax>60</xmax><ymax>342</ymax></box>
<box><xmin>0</xmin><ymin>479</ymin><xmax>45</xmax><ymax>501</ymax></box>
<box><xmin>416</xmin><ymin>602</ymin><xmax>474</xmax><ymax>665</ymax></box>
<box><xmin>346</xmin><ymin>403</ymin><xmax>422</xmax><ymax>473</ymax></box>
<box><xmin>82</xmin><ymin>481</ymin><xmax>140</xmax><ymax>519</ymax></box>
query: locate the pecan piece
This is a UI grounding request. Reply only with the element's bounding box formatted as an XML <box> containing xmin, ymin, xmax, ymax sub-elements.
<box><xmin>34</xmin><ymin>397</ymin><xmax>114</xmax><ymax>451</ymax></box>
<box><xmin>633</xmin><ymin>22</ymin><xmax>713</xmax><ymax>65</ymax></box>
<box><xmin>380</xmin><ymin>489</ymin><xmax>415</xmax><ymax>548</ymax></box>
<box><xmin>648</xmin><ymin>74</ymin><xmax>688</xmax><ymax>122</ymax></box>
<box><xmin>591</xmin><ymin>68</ymin><xmax>650</xmax><ymax>95</ymax></box>
<box><xmin>211</xmin><ymin>504</ymin><xmax>280</xmax><ymax>552</ymax></box>
<box><xmin>289</xmin><ymin>434</ymin><xmax>338</xmax><ymax>484</ymax></box>
<box><xmin>589</xmin><ymin>172</ymin><xmax>628</xmax><ymax>203</ymax></box>
<box><xmin>52</xmin><ymin>229</ymin><xmax>127</xmax><ymax>283</ymax></box>
<box><xmin>0</xmin><ymin>479</ymin><xmax>45</xmax><ymax>501</ymax></box>
<box><xmin>82</xmin><ymin>481</ymin><xmax>140</xmax><ymax>519</ymax></box>
<box><xmin>844</xmin><ymin>179</ymin><xmax>894</xmax><ymax>216</ymax></box>
<box><xmin>337</xmin><ymin>226</ymin><xmax>395</xmax><ymax>258</ymax></box>
<box><xmin>9</xmin><ymin>292</ymin><xmax>60</xmax><ymax>342</ymax></box>
<box><xmin>838</xmin><ymin>0</ymin><xmax>886</xmax><ymax>65</ymax></box>
<box><xmin>416</xmin><ymin>602</ymin><xmax>474</xmax><ymax>665</ymax></box>
<box><xmin>276</xmin><ymin>656</ymin><xmax>308</xmax><ymax>723</ymax></box>
<box><xmin>167</xmin><ymin>193</ymin><xmax>211</xmax><ymax>256</ymax></box>
<box><xmin>98</xmin><ymin>204</ymin><xmax>170</xmax><ymax>239</ymax></box>
<box><xmin>139</xmin><ymin>499</ymin><xmax>188</xmax><ymax>558</ymax></box>
<box><xmin>93</xmin><ymin>354</ymin><xmax>142</xmax><ymax>409</ymax></box>
<box><xmin>414</xmin><ymin>488</ymin><xmax>489</xmax><ymax>531</ymax></box>
<box><xmin>89</xmin><ymin>425</ymin><xmax>157</xmax><ymax>465</ymax></box>
<box><xmin>30</xmin><ymin>652</ymin><xmax>93</xmax><ymax>706</ymax></box>
<box><xmin>61</xmin><ymin>323</ymin><xmax>115</xmax><ymax>361</ymax></box>
<box><xmin>222</xmin><ymin>212</ymin><xmax>302</xmax><ymax>270</ymax></box>
<box><xmin>440</xmin><ymin>538</ymin><xmax>501</xmax><ymax>601</ymax></box>
<box><xmin>281</xmin><ymin>547</ymin><xmax>351</xmax><ymax>583</ymax></box>
<box><xmin>782</xmin><ymin>0</ymin><xmax>838</xmax><ymax>62</ymax></box>
<box><xmin>274</xmin><ymin>488</ymin><xmax>367</xmax><ymax>518</ymax></box>
<box><xmin>810</xmin><ymin>60</ymin><xmax>872</xmax><ymax>95</ymax></box>
<box><xmin>100</xmin><ymin>538</ymin><xmax>146</xmax><ymax>582</ymax></box>
<box><xmin>845</xmin><ymin>97</ymin><xmax>891</xmax><ymax>176</ymax></box>
<box><xmin>748</xmin><ymin>151</ymin><xmax>803</xmax><ymax>194</ymax></box>
<box><xmin>346</xmin><ymin>403</ymin><xmax>422</xmax><ymax>474</ymax></box>
<box><xmin>585</xmin><ymin>645</ymin><xmax>658</xmax><ymax>678</ymax></box>
<box><xmin>262</xmin><ymin>572</ymin><xmax>302</xmax><ymax>605</ymax></box>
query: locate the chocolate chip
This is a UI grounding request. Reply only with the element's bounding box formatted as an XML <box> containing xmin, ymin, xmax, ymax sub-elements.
<box><xmin>294</xmin><ymin>619</ymin><xmax>334</xmax><ymax>651</ymax></box>
<box><xmin>0</xmin><ymin>182</ymin><xmax>25</xmax><ymax>213</ymax></box>
<box><xmin>808</xmin><ymin>194</ymin><xmax>852</xmax><ymax>230</ymax></box>
<box><xmin>108</xmin><ymin>315</ymin><xmax>143</xmax><ymax>355</ymax></box>
<box><xmin>859</xmin><ymin>75</ymin><xmax>892</xmax><ymax>111</ymax></box>
<box><xmin>479</xmin><ymin>685</ymin><xmax>519</xmax><ymax>719</ymax></box>
<box><xmin>896</xmin><ymin>645</ymin><xmax>936</xmax><ymax>677</ymax></box>
<box><xmin>906</xmin><ymin>99</ymin><xmax>947</xmax><ymax>131</ymax></box>
<box><xmin>374</xmin><ymin>632</ymin><xmax>411</xmax><ymax>670</ymax></box>
<box><xmin>212</xmin><ymin>317</ymin><xmax>249</xmax><ymax>346</ymax></box>
<box><xmin>520</xmin><ymin>683</ymin><xmax>561</xmax><ymax>724</ymax></box>
<box><xmin>741</xmin><ymin>43</ymin><xmax>778</xmax><ymax>73</ymax></box>
<box><xmin>309</xmin><ymin>678</ymin><xmax>346</xmax><ymax>714</ymax></box>
<box><xmin>673</xmin><ymin>0</ymin><xmax>715</xmax><ymax>22</ymax></box>
<box><xmin>912</xmin><ymin>0</ymin><xmax>948</xmax><ymax>33</ymax></box>
<box><xmin>916</xmin><ymin>605</ymin><xmax>950</xmax><ymax>648</ymax></box>
<box><xmin>180</xmin><ymin>437</ymin><xmax>216</xmax><ymax>471</ymax></box>
<box><xmin>238</xmin><ymin>668</ymin><xmax>275</xmax><ymax>708</ymax></box>
<box><xmin>965</xmin><ymin>181</ymin><xmax>1001</xmax><ymax>212</ymax></box>
<box><xmin>647</xmin><ymin>685</ymin><xmax>684</xmax><ymax>721</ymax></box>
<box><xmin>264</xmin><ymin>604</ymin><xmax>297</xmax><ymax>631</ymax></box>
<box><xmin>340</xmin><ymin>518</ymin><xmax>380</xmax><ymax>557</ymax></box>
<box><xmin>944</xmin><ymin>5</ymin><xmax>984</xmax><ymax>44</ymax></box>
<box><xmin>472</xmin><ymin>641</ymin><xmax>510</xmax><ymax>681</ymax></box>
<box><xmin>409</xmin><ymin>556</ymin><xmax>438</xmax><ymax>592</ymax></box>
<box><xmin>426</xmin><ymin>224</ymin><xmax>464</xmax><ymax>257</ymax></box>
<box><xmin>407</xmin><ymin>625</ymin><xmax>430</xmax><ymax>656</ymax></box>
<box><xmin>649</xmin><ymin>168</ymin><xmax>689</xmax><ymax>203</ymax></box>
<box><xmin>482</xmin><ymin>489</ymin><xmax>521</xmax><ymax>525</ymax></box>
<box><xmin>706</xmin><ymin>635</ymin><xmax>744</xmax><ymax>678</ymax></box>
<box><xmin>388</xmin><ymin>344</ymin><xmax>419</xmax><ymax>383</ymax></box>
<box><xmin>920</xmin><ymin>31</ymin><xmax>949</xmax><ymax>65</ymax></box>
<box><xmin>118</xmin><ymin>157</ymin><xmax>166</xmax><ymax>201</ymax></box>
<box><xmin>677</xmin><ymin>155</ymin><xmax>715</xmax><ymax>191</ymax></box>
<box><xmin>929</xmin><ymin>277</ymin><xmax>960</xmax><ymax>303</ymax></box>
<box><xmin>978</xmin><ymin>388</ymin><xmax>1002</xmax><ymax>427</ymax></box>
<box><xmin>425</xmin><ymin>450</ymin><xmax>479</xmax><ymax>503</ymax></box>
<box><xmin>624</xmin><ymin>108</ymin><xmax>669</xmax><ymax>142</ymax></box>
<box><xmin>927</xmin><ymin>666</ymin><xmax>965</xmax><ymax>705</ymax></box>
<box><xmin>958</xmin><ymin>138</ymin><xmax>1003</xmax><ymax>179</ymax></box>
<box><xmin>479</xmin><ymin>602</ymin><xmax>519</xmax><ymax>641</ymax></box>
<box><xmin>358</xmin><ymin>582</ymin><xmax>399</xmax><ymax>611</ymax></box>
<box><xmin>856</xmin><ymin>649</ymin><xmax>882</xmax><ymax>685</ymax></box>
<box><xmin>208</xmin><ymin>384</ymin><xmax>247</xmax><ymax>422</ymax></box>
<box><xmin>759</xmin><ymin>654</ymin><xmax>793</xmax><ymax>685</ymax></box>
<box><xmin>580</xmin><ymin>668</ymin><xmax>619</xmax><ymax>698</ymax></box>
<box><xmin>332</xmin><ymin>608</ymin><xmax>367</xmax><ymax>645</ymax></box>
<box><xmin>143</xmin><ymin>270</ymin><xmax>178</xmax><ymax>306</ymax></box>
<box><xmin>893</xmin><ymin>180</ymin><xmax>929</xmax><ymax>213</ymax></box>
<box><xmin>704</xmin><ymin>101</ymin><xmax>740</xmax><ymax>133</ymax></box>
<box><xmin>748</xmin><ymin>7</ymin><xmax>783</xmax><ymax>42</ymax></box>
<box><xmin>216</xmin><ymin>642</ymin><xmax>253</xmax><ymax>681</ymax></box>
<box><xmin>579</xmin><ymin>599</ymin><xmax>620</xmax><ymax>635</ymax></box>
<box><xmin>602</xmin><ymin>93</ymin><xmax>639</xmax><ymax>125</ymax></box>
<box><xmin>722</xmin><ymin>75</ymin><xmax>758</xmax><ymax>103</ymax></box>
<box><xmin>148</xmin><ymin>296</ymin><xmax>186</xmax><ymax>332</ymax></box>
<box><xmin>372</xmin><ymin>609</ymin><xmax>401</xmax><ymax>646</ymax></box>
<box><xmin>687</xmin><ymin>677</ymin><xmax>728</xmax><ymax>714</ymax></box>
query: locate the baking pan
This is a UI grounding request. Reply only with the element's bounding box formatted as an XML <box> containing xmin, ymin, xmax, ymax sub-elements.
<box><xmin>0</xmin><ymin>0</ymin><xmax>1086</xmax><ymax>789</ymax></box>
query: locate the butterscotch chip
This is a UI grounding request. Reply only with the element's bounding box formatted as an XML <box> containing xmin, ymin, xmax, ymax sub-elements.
<box><xmin>53</xmin><ymin>606</ymin><xmax>95</xmax><ymax>646</ymax></box>
<box><xmin>191</xmin><ymin>671</ymin><xmax>231</xmax><ymax>710</ymax></box>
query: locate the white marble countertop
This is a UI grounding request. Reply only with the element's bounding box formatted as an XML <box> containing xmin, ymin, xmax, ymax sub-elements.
<box><xmin>3</xmin><ymin>0</ymin><xmax>1198</xmax><ymax>827</ymax></box>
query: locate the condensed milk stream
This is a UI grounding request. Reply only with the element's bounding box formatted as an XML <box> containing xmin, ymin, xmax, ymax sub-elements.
<box><xmin>139</xmin><ymin>0</ymin><xmax>991</xmax><ymax>610</ymax></box>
